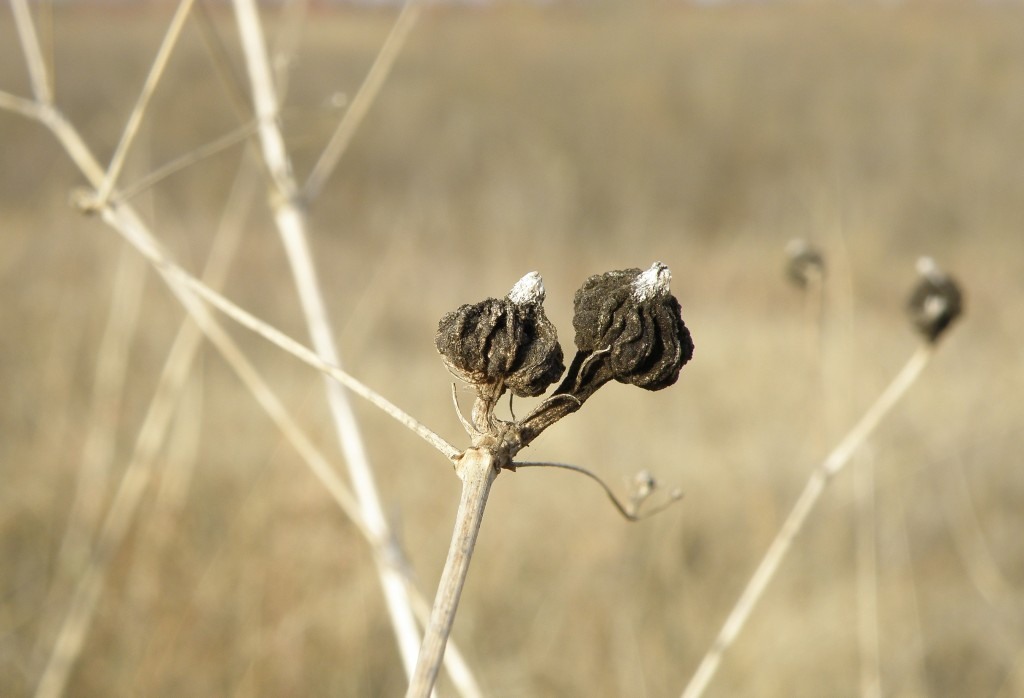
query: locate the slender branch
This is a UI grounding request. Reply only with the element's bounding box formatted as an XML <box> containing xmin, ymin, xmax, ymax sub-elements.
<box><xmin>34</xmin><ymin>205</ymin><xmax>374</xmax><ymax>698</ymax></box>
<box><xmin>232</xmin><ymin>0</ymin><xmax>293</xmax><ymax>196</ymax></box>
<box><xmin>94</xmin><ymin>0</ymin><xmax>198</xmax><ymax>207</ymax></box>
<box><xmin>681</xmin><ymin>344</ymin><xmax>934</xmax><ymax>698</ymax></box>
<box><xmin>10</xmin><ymin>10</ymin><xmax>458</xmax><ymax>464</ymax></box>
<box><xmin>34</xmin><ymin>221</ymin><xmax>243</xmax><ymax>698</ymax></box>
<box><xmin>232</xmin><ymin>1</ymin><xmax>476</xmax><ymax>691</ymax></box>
<box><xmin>112</xmin><ymin>120</ymin><xmax>258</xmax><ymax>205</ymax></box>
<box><xmin>10</xmin><ymin>0</ymin><xmax>53</xmax><ymax>105</ymax></box>
<box><xmin>108</xmin><ymin>218</ymin><xmax>460</xmax><ymax>460</ymax></box>
<box><xmin>53</xmin><ymin>246</ymin><xmax>146</xmax><ymax>587</ymax></box>
<box><xmin>304</xmin><ymin>0</ymin><xmax>421</xmax><ymax>200</ymax></box>
<box><xmin>12</xmin><ymin>5</ymin><xmax>476</xmax><ymax>692</ymax></box>
<box><xmin>854</xmin><ymin>452</ymin><xmax>882</xmax><ymax>698</ymax></box>
<box><xmin>0</xmin><ymin>89</ymin><xmax>45</xmax><ymax>119</ymax></box>
<box><xmin>408</xmin><ymin>448</ymin><xmax>499</xmax><ymax>698</ymax></box>
<box><xmin>514</xmin><ymin>461</ymin><xmax>682</xmax><ymax>522</ymax></box>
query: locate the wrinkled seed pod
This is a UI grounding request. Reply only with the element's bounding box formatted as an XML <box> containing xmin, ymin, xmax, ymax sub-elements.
<box><xmin>572</xmin><ymin>262</ymin><xmax>693</xmax><ymax>390</ymax></box>
<box><xmin>435</xmin><ymin>272</ymin><xmax>564</xmax><ymax>398</ymax></box>
<box><xmin>907</xmin><ymin>257</ymin><xmax>963</xmax><ymax>343</ymax></box>
<box><xmin>784</xmin><ymin>238</ymin><xmax>826</xmax><ymax>288</ymax></box>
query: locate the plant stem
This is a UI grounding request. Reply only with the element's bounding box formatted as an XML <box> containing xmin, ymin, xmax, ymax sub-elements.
<box><xmin>408</xmin><ymin>448</ymin><xmax>499</xmax><ymax>698</ymax></box>
<box><xmin>232</xmin><ymin>0</ymin><xmax>432</xmax><ymax>678</ymax></box>
<box><xmin>682</xmin><ymin>344</ymin><xmax>933</xmax><ymax>698</ymax></box>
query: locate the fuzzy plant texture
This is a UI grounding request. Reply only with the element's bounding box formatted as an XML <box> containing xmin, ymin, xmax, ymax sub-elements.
<box><xmin>436</xmin><ymin>262</ymin><xmax>694</xmax><ymax>455</ymax></box>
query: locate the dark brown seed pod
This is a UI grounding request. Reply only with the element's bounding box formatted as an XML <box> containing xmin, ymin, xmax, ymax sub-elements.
<box><xmin>435</xmin><ymin>272</ymin><xmax>564</xmax><ymax>398</ymax></box>
<box><xmin>907</xmin><ymin>257</ymin><xmax>963</xmax><ymax>344</ymax></box>
<box><xmin>784</xmin><ymin>239</ymin><xmax>825</xmax><ymax>289</ymax></box>
<box><xmin>571</xmin><ymin>262</ymin><xmax>693</xmax><ymax>391</ymax></box>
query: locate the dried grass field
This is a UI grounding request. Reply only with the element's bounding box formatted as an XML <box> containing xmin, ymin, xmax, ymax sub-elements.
<box><xmin>2</xmin><ymin>2</ymin><xmax>1024</xmax><ymax>696</ymax></box>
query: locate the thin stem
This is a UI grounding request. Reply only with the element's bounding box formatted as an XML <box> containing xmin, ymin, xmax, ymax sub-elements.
<box><xmin>304</xmin><ymin>0</ymin><xmax>421</xmax><ymax>200</ymax></box>
<box><xmin>408</xmin><ymin>448</ymin><xmax>499</xmax><ymax>698</ymax></box>
<box><xmin>514</xmin><ymin>461</ymin><xmax>682</xmax><ymax>521</ymax></box>
<box><xmin>681</xmin><ymin>344</ymin><xmax>934</xmax><ymax>698</ymax></box>
<box><xmin>232</xmin><ymin>0</ymin><xmax>293</xmax><ymax>196</ymax></box>
<box><xmin>7</xmin><ymin>21</ymin><xmax>459</xmax><ymax>465</ymax></box>
<box><xmin>233</xmin><ymin>1</ymin><xmax>474</xmax><ymax>689</ymax></box>
<box><xmin>0</xmin><ymin>89</ymin><xmax>45</xmax><ymax>119</ymax></box>
<box><xmin>94</xmin><ymin>0</ymin><xmax>198</xmax><ymax>207</ymax></box>
<box><xmin>854</xmin><ymin>452</ymin><xmax>882</xmax><ymax>698</ymax></box>
<box><xmin>53</xmin><ymin>246</ymin><xmax>146</xmax><ymax>588</ymax></box>
<box><xmin>4</xmin><ymin>60</ymin><xmax>472</xmax><ymax>696</ymax></box>
<box><xmin>10</xmin><ymin>0</ymin><xmax>53</xmax><ymax>104</ymax></box>
<box><xmin>113</xmin><ymin>120</ymin><xmax>258</xmax><ymax>205</ymax></box>
<box><xmin>120</xmin><ymin>221</ymin><xmax>460</xmax><ymax>460</ymax></box>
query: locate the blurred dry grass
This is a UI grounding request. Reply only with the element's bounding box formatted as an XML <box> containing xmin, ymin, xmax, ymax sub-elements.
<box><xmin>2</xmin><ymin>2</ymin><xmax>1024</xmax><ymax>696</ymax></box>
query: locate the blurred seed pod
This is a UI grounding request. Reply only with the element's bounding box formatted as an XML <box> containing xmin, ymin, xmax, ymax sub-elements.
<box><xmin>435</xmin><ymin>272</ymin><xmax>564</xmax><ymax>398</ymax></box>
<box><xmin>907</xmin><ymin>257</ymin><xmax>963</xmax><ymax>344</ymax></box>
<box><xmin>784</xmin><ymin>238</ymin><xmax>825</xmax><ymax>289</ymax></box>
<box><xmin>572</xmin><ymin>262</ymin><xmax>694</xmax><ymax>391</ymax></box>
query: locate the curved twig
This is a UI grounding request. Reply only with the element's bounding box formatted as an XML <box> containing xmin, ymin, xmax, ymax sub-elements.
<box><xmin>514</xmin><ymin>461</ymin><xmax>683</xmax><ymax>522</ymax></box>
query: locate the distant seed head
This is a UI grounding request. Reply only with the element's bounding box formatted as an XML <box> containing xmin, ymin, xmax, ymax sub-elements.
<box><xmin>784</xmin><ymin>238</ymin><xmax>825</xmax><ymax>289</ymax></box>
<box><xmin>906</xmin><ymin>257</ymin><xmax>963</xmax><ymax>344</ymax></box>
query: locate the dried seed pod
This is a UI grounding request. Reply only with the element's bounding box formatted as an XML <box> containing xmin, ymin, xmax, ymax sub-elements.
<box><xmin>435</xmin><ymin>272</ymin><xmax>564</xmax><ymax>398</ymax></box>
<box><xmin>907</xmin><ymin>257</ymin><xmax>963</xmax><ymax>343</ymax></box>
<box><xmin>784</xmin><ymin>239</ymin><xmax>825</xmax><ymax>289</ymax></box>
<box><xmin>572</xmin><ymin>262</ymin><xmax>693</xmax><ymax>391</ymax></box>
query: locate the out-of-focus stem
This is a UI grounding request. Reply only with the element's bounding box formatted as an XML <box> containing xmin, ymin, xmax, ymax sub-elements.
<box><xmin>682</xmin><ymin>345</ymin><xmax>933</xmax><ymax>698</ymax></box>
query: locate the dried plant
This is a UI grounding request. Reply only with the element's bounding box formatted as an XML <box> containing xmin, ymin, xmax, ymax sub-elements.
<box><xmin>411</xmin><ymin>262</ymin><xmax>694</xmax><ymax>697</ymax></box>
<box><xmin>3</xmin><ymin>2</ymin><xmax>1001</xmax><ymax>696</ymax></box>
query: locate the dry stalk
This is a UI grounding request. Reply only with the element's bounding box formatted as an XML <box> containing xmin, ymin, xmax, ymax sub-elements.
<box><xmin>681</xmin><ymin>344</ymin><xmax>934</xmax><ymax>698</ymax></box>
<box><xmin>92</xmin><ymin>0</ymin><xmax>198</xmax><ymax>208</ymax></box>
<box><xmin>10</xmin><ymin>0</ymin><xmax>52</xmax><ymax>104</ymax></box>
<box><xmin>304</xmin><ymin>0</ymin><xmax>421</xmax><ymax>200</ymax></box>
<box><xmin>8</xmin><ymin>9</ymin><xmax>478</xmax><ymax>695</ymax></box>
<box><xmin>0</xmin><ymin>88</ymin><xmax>438</xmax><ymax>695</ymax></box>
<box><xmin>113</xmin><ymin>121</ymin><xmax>258</xmax><ymax>205</ymax></box>
<box><xmin>33</xmin><ymin>161</ymin><xmax>262</xmax><ymax>698</ymax></box>
<box><xmin>34</xmin><ymin>195</ymin><xmax>379</xmax><ymax>698</ymax></box>
<box><xmin>410</xmin><ymin>265</ymin><xmax>694</xmax><ymax>697</ymax></box>
<box><xmin>231</xmin><ymin>1</ymin><xmax>462</xmax><ymax>685</ymax></box>
<box><xmin>51</xmin><ymin>247</ymin><xmax>146</xmax><ymax>592</ymax></box>
<box><xmin>854</xmin><ymin>449</ymin><xmax>882</xmax><ymax>698</ymax></box>
<box><xmin>408</xmin><ymin>448</ymin><xmax>500</xmax><ymax>698</ymax></box>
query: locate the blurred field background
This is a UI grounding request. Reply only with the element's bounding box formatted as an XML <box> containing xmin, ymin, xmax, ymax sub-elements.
<box><xmin>2</xmin><ymin>1</ymin><xmax>1024</xmax><ymax>696</ymax></box>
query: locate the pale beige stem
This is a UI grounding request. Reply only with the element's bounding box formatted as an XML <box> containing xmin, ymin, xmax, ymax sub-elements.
<box><xmin>113</xmin><ymin>121</ymin><xmax>257</xmax><ymax>205</ymax></box>
<box><xmin>231</xmin><ymin>0</ymin><xmax>446</xmax><ymax>683</ymax></box>
<box><xmin>10</xmin><ymin>0</ymin><xmax>52</xmax><ymax>104</ymax></box>
<box><xmin>304</xmin><ymin>0</ymin><xmax>421</xmax><ymax>200</ymax></box>
<box><xmin>94</xmin><ymin>0</ymin><xmax>198</xmax><ymax>207</ymax></box>
<box><xmin>682</xmin><ymin>345</ymin><xmax>933</xmax><ymax>698</ymax></box>
<box><xmin>12</xmin><ymin>6</ymin><xmax>472</xmax><ymax>692</ymax></box>
<box><xmin>23</xmin><ymin>107</ymin><xmax>369</xmax><ymax>696</ymax></box>
<box><xmin>0</xmin><ymin>89</ymin><xmax>44</xmax><ymax>119</ymax></box>
<box><xmin>54</xmin><ymin>246</ymin><xmax>146</xmax><ymax>585</ymax></box>
<box><xmin>408</xmin><ymin>449</ymin><xmax>499</xmax><ymax>698</ymax></box>
<box><xmin>854</xmin><ymin>451</ymin><xmax>882</xmax><ymax>698</ymax></box>
<box><xmin>34</xmin><ymin>231</ymin><xmax>371</xmax><ymax>698</ymax></box>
